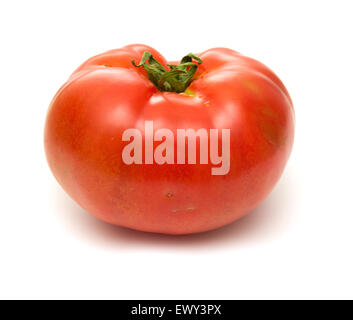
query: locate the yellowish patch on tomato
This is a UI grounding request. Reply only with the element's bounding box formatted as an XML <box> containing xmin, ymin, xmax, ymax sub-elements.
<box><xmin>183</xmin><ymin>88</ymin><xmax>196</xmax><ymax>96</ymax></box>
<box><xmin>257</xmin><ymin>107</ymin><xmax>286</xmax><ymax>147</ymax></box>
<box><xmin>244</xmin><ymin>80</ymin><xmax>261</xmax><ymax>94</ymax></box>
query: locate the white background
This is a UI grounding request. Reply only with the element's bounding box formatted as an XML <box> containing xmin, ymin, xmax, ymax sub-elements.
<box><xmin>0</xmin><ymin>0</ymin><xmax>352</xmax><ymax>299</ymax></box>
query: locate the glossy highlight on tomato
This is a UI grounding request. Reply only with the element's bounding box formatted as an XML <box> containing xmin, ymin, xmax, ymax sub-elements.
<box><xmin>44</xmin><ymin>44</ymin><xmax>295</xmax><ymax>235</ymax></box>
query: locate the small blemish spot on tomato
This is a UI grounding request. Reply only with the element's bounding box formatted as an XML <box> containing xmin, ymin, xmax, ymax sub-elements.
<box><xmin>171</xmin><ymin>206</ymin><xmax>196</xmax><ymax>213</ymax></box>
<box><xmin>165</xmin><ymin>192</ymin><xmax>174</xmax><ymax>199</ymax></box>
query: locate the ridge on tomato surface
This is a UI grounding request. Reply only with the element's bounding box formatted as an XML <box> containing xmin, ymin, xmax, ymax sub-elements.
<box><xmin>44</xmin><ymin>44</ymin><xmax>294</xmax><ymax>235</ymax></box>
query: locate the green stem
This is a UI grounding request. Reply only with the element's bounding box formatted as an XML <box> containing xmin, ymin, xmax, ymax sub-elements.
<box><xmin>132</xmin><ymin>52</ymin><xmax>202</xmax><ymax>93</ymax></box>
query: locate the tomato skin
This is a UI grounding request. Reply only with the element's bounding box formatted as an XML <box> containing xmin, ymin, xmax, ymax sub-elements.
<box><xmin>44</xmin><ymin>44</ymin><xmax>294</xmax><ymax>235</ymax></box>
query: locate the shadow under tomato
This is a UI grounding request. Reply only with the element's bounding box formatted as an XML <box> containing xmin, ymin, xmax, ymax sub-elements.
<box><xmin>51</xmin><ymin>169</ymin><xmax>297</xmax><ymax>251</ymax></box>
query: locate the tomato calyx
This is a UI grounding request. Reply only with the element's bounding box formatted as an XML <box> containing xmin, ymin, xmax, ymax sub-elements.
<box><xmin>132</xmin><ymin>51</ymin><xmax>202</xmax><ymax>93</ymax></box>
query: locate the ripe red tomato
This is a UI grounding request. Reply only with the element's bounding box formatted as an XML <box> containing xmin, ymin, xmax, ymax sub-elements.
<box><xmin>44</xmin><ymin>44</ymin><xmax>294</xmax><ymax>235</ymax></box>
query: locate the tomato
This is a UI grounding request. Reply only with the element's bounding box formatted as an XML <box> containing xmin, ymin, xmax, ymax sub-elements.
<box><xmin>44</xmin><ymin>44</ymin><xmax>294</xmax><ymax>235</ymax></box>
